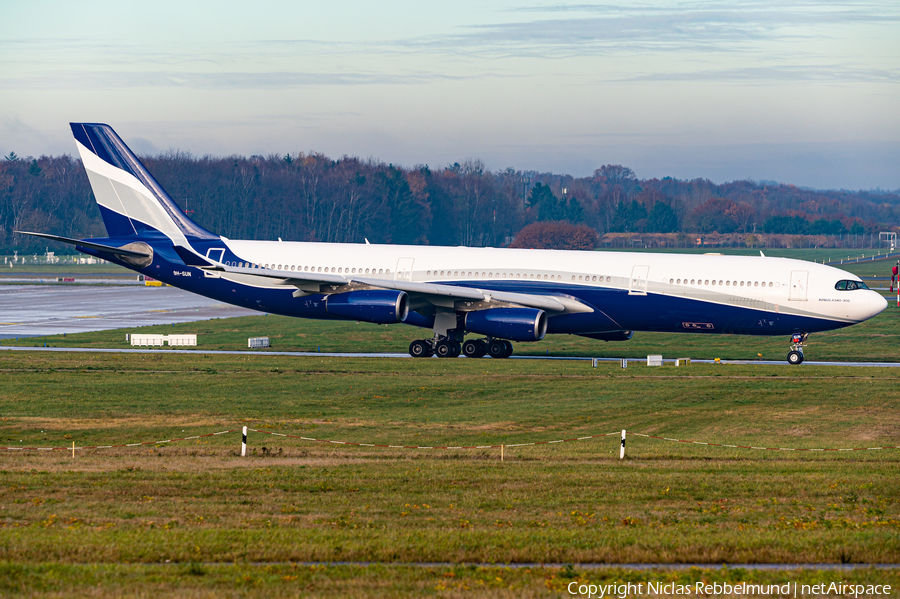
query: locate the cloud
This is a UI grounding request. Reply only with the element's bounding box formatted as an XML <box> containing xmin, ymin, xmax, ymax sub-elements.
<box><xmin>0</xmin><ymin>69</ymin><xmax>481</xmax><ymax>91</ymax></box>
<box><xmin>611</xmin><ymin>64</ymin><xmax>900</xmax><ymax>83</ymax></box>
<box><xmin>400</xmin><ymin>1</ymin><xmax>900</xmax><ymax>58</ymax></box>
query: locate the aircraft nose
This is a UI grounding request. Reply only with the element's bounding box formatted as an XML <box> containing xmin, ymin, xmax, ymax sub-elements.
<box><xmin>868</xmin><ymin>291</ymin><xmax>888</xmax><ymax>320</ymax></box>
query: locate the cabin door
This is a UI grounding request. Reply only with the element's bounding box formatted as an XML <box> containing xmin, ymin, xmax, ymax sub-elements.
<box><xmin>629</xmin><ymin>265</ymin><xmax>650</xmax><ymax>295</ymax></box>
<box><xmin>396</xmin><ymin>257</ymin><xmax>415</xmax><ymax>281</ymax></box>
<box><xmin>204</xmin><ymin>248</ymin><xmax>226</xmax><ymax>277</ymax></box>
<box><xmin>789</xmin><ymin>270</ymin><xmax>808</xmax><ymax>301</ymax></box>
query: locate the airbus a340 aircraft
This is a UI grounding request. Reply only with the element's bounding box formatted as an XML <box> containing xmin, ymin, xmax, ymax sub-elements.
<box><xmin>19</xmin><ymin>124</ymin><xmax>888</xmax><ymax>364</ymax></box>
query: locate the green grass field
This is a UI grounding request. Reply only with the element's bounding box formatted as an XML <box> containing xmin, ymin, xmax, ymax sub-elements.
<box><xmin>1</xmin><ymin>346</ymin><xmax>899</xmax><ymax>597</ymax></box>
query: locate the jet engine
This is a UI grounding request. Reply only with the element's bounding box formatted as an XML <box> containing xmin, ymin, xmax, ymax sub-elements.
<box><xmin>325</xmin><ymin>290</ymin><xmax>409</xmax><ymax>324</ymax></box>
<box><xmin>464</xmin><ymin>308</ymin><xmax>547</xmax><ymax>341</ymax></box>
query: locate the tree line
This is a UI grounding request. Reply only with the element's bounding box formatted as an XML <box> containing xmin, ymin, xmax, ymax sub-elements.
<box><xmin>2</xmin><ymin>150</ymin><xmax>899</xmax><ymax>254</ymax></box>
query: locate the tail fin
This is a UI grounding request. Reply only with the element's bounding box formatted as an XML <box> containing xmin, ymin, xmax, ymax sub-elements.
<box><xmin>71</xmin><ymin>123</ymin><xmax>218</xmax><ymax>242</ymax></box>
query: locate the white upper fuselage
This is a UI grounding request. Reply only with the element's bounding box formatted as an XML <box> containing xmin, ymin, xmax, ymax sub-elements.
<box><xmin>216</xmin><ymin>239</ymin><xmax>886</xmax><ymax>328</ymax></box>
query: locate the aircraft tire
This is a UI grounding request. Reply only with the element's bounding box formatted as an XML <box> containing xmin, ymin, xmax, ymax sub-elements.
<box><xmin>409</xmin><ymin>340</ymin><xmax>432</xmax><ymax>358</ymax></box>
<box><xmin>488</xmin><ymin>339</ymin><xmax>509</xmax><ymax>359</ymax></box>
<box><xmin>462</xmin><ymin>339</ymin><xmax>487</xmax><ymax>358</ymax></box>
<box><xmin>502</xmin><ymin>340</ymin><xmax>514</xmax><ymax>358</ymax></box>
<box><xmin>435</xmin><ymin>339</ymin><xmax>459</xmax><ymax>358</ymax></box>
<box><xmin>787</xmin><ymin>350</ymin><xmax>804</xmax><ymax>365</ymax></box>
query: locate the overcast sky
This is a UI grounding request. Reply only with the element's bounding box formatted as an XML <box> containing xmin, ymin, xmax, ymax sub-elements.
<box><xmin>2</xmin><ymin>0</ymin><xmax>898</xmax><ymax>190</ymax></box>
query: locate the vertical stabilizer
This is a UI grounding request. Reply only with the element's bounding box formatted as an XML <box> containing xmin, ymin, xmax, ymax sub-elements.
<box><xmin>70</xmin><ymin>123</ymin><xmax>218</xmax><ymax>242</ymax></box>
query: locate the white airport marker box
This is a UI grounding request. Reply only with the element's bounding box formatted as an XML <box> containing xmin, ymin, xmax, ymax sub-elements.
<box><xmin>248</xmin><ymin>337</ymin><xmax>270</xmax><ymax>349</ymax></box>
<box><xmin>676</xmin><ymin>358</ymin><xmax>691</xmax><ymax>366</ymax></box>
<box><xmin>646</xmin><ymin>354</ymin><xmax>663</xmax><ymax>366</ymax></box>
<box><xmin>130</xmin><ymin>334</ymin><xmax>166</xmax><ymax>346</ymax></box>
<box><xmin>130</xmin><ymin>334</ymin><xmax>197</xmax><ymax>346</ymax></box>
<box><xmin>167</xmin><ymin>334</ymin><xmax>197</xmax><ymax>346</ymax></box>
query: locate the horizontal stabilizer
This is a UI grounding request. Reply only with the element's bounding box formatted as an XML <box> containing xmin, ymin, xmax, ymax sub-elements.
<box><xmin>15</xmin><ymin>231</ymin><xmax>151</xmax><ymax>258</ymax></box>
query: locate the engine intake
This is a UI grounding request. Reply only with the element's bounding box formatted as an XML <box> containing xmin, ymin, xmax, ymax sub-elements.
<box><xmin>464</xmin><ymin>308</ymin><xmax>547</xmax><ymax>341</ymax></box>
<box><xmin>326</xmin><ymin>290</ymin><xmax>409</xmax><ymax>324</ymax></box>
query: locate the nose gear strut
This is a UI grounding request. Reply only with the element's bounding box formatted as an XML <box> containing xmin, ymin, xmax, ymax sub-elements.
<box><xmin>787</xmin><ymin>333</ymin><xmax>808</xmax><ymax>365</ymax></box>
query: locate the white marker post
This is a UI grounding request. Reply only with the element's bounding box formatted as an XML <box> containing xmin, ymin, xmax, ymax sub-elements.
<box><xmin>620</xmin><ymin>430</ymin><xmax>626</xmax><ymax>459</ymax></box>
<box><xmin>241</xmin><ymin>426</ymin><xmax>247</xmax><ymax>457</ymax></box>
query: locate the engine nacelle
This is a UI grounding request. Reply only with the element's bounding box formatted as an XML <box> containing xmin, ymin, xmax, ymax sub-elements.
<box><xmin>464</xmin><ymin>308</ymin><xmax>547</xmax><ymax>341</ymax></box>
<box><xmin>325</xmin><ymin>290</ymin><xmax>409</xmax><ymax>324</ymax></box>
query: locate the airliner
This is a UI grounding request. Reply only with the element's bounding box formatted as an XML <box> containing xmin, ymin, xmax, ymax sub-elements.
<box><xmin>19</xmin><ymin>123</ymin><xmax>888</xmax><ymax>364</ymax></box>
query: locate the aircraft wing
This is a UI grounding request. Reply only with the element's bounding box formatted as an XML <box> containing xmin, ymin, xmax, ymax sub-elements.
<box><xmin>351</xmin><ymin>277</ymin><xmax>592</xmax><ymax>313</ymax></box>
<box><xmin>205</xmin><ymin>264</ymin><xmax>592</xmax><ymax>313</ymax></box>
<box><xmin>204</xmin><ymin>263</ymin><xmax>350</xmax><ymax>285</ymax></box>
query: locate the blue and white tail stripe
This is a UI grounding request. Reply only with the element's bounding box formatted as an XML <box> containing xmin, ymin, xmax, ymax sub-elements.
<box><xmin>70</xmin><ymin>123</ymin><xmax>217</xmax><ymax>242</ymax></box>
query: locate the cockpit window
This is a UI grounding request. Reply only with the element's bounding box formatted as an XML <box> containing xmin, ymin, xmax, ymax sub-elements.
<box><xmin>835</xmin><ymin>280</ymin><xmax>868</xmax><ymax>291</ymax></box>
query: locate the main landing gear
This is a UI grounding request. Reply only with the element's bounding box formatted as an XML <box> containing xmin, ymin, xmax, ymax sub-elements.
<box><xmin>787</xmin><ymin>333</ymin><xmax>808</xmax><ymax>365</ymax></box>
<box><xmin>408</xmin><ymin>337</ymin><xmax>513</xmax><ymax>359</ymax></box>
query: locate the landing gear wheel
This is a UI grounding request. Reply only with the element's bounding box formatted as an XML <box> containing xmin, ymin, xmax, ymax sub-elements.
<box><xmin>488</xmin><ymin>339</ymin><xmax>511</xmax><ymax>359</ymax></box>
<box><xmin>409</xmin><ymin>339</ymin><xmax>433</xmax><ymax>358</ymax></box>
<box><xmin>787</xmin><ymin>332</ymin><xmax>808</xmax><ymax>365</ymax></box>
<box><xmin>462</xmin><ymin>339</ymin><xmax>487</xmax><ymax>358</ymax></box>
<box><xmin>435</xmin><ymin>339</ymin><xmax>461</xmax><ymax>358</ymax></box>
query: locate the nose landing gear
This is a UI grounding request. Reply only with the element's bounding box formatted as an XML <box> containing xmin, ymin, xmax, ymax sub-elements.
<box><xmin>787</xmin><ymin>333</ymin><xmax>808</xmax><ymax>365</ymax></box>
